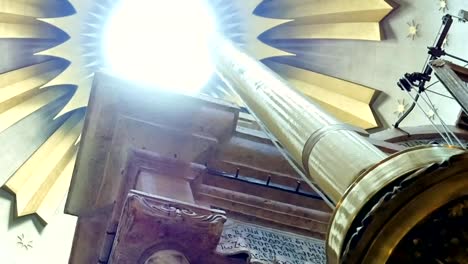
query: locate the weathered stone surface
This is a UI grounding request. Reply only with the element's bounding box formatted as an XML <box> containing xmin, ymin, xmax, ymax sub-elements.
<box><xmin>109</xmin><ymin>190</ymin><xmax>228</xmax><ymax>263</ymax></box>
<box><xmin>67</xmin><ymin>74</ymin><xmax>330</xmax><ymax>263</ymax></box>
<box><xmin>217</xmin><ymin>220</ymin><xmax>326</xmax><ymax>264</ymax></box>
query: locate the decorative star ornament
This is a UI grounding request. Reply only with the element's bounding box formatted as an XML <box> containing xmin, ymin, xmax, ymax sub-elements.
<box><xmin>407</xmin><ymin>20</ymin><xmax>420</xmax><ymax>40</ymax></box>
<box><xmin>439</xmin><ymin>0</ymin><xmax>448</xmax><ymax>12</ymax></box>
<box><xmin>427</xmin><ymin>107</ymin><xmax>438</xmax><ymax>120</ymax></box>
<box><xmin>394</xmin><ymin>99</ymin><xmax>409</xmax><ymax>117</ymax></box>
<box><xmin>16</xmin><ymin>234</ymin><xmax>33</xmax><ymax>250</ymax></box>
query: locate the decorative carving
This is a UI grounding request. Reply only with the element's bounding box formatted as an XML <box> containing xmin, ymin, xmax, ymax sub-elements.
<box><xmin>394</xmin><ymin>99</ymin><xmax>409</xmax><ymax>117</ymax></box>
<box><xmin>340</xmin><ymin>153</ymin><xmax>468</xmax><ymax>263</ymax></box>
<box><xmin>217</xmin><ymin>220</ymin><xmax>326</xmax><ymax>264</ymax></box>
<box><xmin>16</xmin><ymin>233</ymin><xmax>33</xmax><ymax>250</ymax></box>
<box><xmin>407</xmin><ymin>20</ymin><xmax>420</xmax><ymax>40</ymax></box>
<box><xmin>110</xmin><ymin>190</ymin><xmax>227</xmax><ymax>263</ymax></box>
<box><xmin>439</xmin><ymin>0</ymin><xmax>449</xmax><ymax>12</ymax></box>
<box><xmin>341</xmin><ymin>165</ymin><xmax>423</xmax><ymax>261</ymax></box>
<box><xmin>133</xmin><ymin>192</ymin><xmax>227</xmax><ymax>226</ymax></box>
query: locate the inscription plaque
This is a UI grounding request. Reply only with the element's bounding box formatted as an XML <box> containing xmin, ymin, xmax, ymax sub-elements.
<box><xmin>217</xmin><ymin>220</ymin><xmax>326</xmax><ymax>264</ymax></box>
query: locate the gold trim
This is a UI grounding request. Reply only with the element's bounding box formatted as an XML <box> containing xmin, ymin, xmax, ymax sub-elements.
<box><xmin>301</xmin><ymin>124</ymin><xmax>368</xmax><ymax>176</ymax></box>
<box><xmin>363</xmin><ymin>157</ymin><xmax>468</xmax><ymax>262</ymax></box>
<box><xmin>326</xmin><ymin>145</ymin><xmax>465</xmax><ymax>263</ymax></box>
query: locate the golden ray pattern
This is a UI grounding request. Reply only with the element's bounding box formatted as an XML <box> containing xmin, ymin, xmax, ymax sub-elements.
<box><xmin>236</xmin><ymin>0</ymin><xmax>292</xmax><ymax>60</ymax></box>
<box><xmin>0</xmin><ymin>0</ymin><xmax>82</xmax><ymax>223</ymax></box>
<box><xmin>407</xmin><ymin>20</ymin><xmax>420</xmax><ymax>40</ymax></box>
<box><xmin>0</xmin><ymin>59</ymin><xmax>70</xmax><ymax>132</ymax></box>
<box><xmin>209</xmin><ymin>0</ymin><xmax>392</xmax><ymax>128</ymax></box>
<box><xmin>4</xmin><ymin>110</ymin><xmax>82</xmax><ymax>221</ymax></box>
<box><xmin>0</xmin><ymin>0</ymin><xmax>393</xmax><ymax>223</ymax></box>
<box><xmin>37</xmin><ymin>0</ymin><xmax>97</xmax><ymax>116</ymax></box>
<box><xmin>253</xmin><ymin>0</ymin><xmax>392</xmax><ymax>128</ymax></box>
<box><xmin>257</xmin><ymin>0</ymin><xmax>393</xmax><ymax>41</ymax></box>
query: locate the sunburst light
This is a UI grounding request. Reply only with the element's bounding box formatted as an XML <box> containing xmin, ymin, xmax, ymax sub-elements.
<box><xmin>102</xmin><ymin>0</ymin><xmax>218</xmax><ymax>92</ymax></box>
<box><xmin>0</xmin><ymin>0</ymin><xmax>393</xmax><ymax>222</ymax></box>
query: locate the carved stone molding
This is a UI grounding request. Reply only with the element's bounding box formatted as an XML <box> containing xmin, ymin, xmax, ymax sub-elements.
<box><xmin>110</xmin><ymin>149</ymin><xmax>207</xmax><ymax>228</ymax></box>
<box><xmin>109</xmin><ymin>190</ymin><xmax>227</xmax><ymax>264</ymax></box>
<box><xmin>217</xmin><ymin>220</ymin><xmax>326</xmax><ymax>264</ymax></box>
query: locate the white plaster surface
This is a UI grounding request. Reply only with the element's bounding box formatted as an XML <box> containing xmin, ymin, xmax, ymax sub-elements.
<box><xmin>0</xmin><ymin>190</ymin><xmax>77</xmax><ymax>264</ymax></box>
<box><xmin>331</xmin><ymin>0</ymin><xmax>468</xmax><ymax>129</ymax></box>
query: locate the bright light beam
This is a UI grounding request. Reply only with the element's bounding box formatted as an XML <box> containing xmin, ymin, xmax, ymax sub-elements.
<box><xmin>103</xmin><ymin>0</ymin><xmax>218</xmax><ymax>93</ymax></box>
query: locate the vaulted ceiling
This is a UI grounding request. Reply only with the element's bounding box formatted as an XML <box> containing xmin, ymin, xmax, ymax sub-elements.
<box><xmin>2</xmin><ymin>1</ymin><xmax>468</xmax><ymax>263</ymax></box>
<box><xmin>0</xmin><ymin>0</ymin><xmax>392</xmax><ymax>223</ymax></box>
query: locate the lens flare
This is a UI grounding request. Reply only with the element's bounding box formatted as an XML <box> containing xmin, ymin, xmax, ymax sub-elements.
<box><xmin>103</xmin><ymin>0</ymin><xmax>218</xmax><ymax>93</ymax></box>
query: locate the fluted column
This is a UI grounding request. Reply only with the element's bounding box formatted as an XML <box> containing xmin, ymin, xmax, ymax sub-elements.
<box><xmin>212</xmin><ymin>38</ymin><xmax>386</xmax><ymax>203</ymax></box>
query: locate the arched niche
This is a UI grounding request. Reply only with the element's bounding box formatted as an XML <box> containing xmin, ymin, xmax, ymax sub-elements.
<box><xmin>144</xmin><ymin>250</ymin><xmax>190</xmax><ymax>264</ymax></box>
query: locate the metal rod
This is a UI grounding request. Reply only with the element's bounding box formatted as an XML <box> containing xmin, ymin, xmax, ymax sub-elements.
<box><xmin>444</xmin><ymin>52</ymin><xmax>468</xmax><ymax>64</ymax></box>
<box><xmin>406</xmin><ymin>91</ymin><xmax>451</xmax><ymax>145</ymax></box>
<box><xmin>421</xmin><ymin>91</ymin><xmax>465</xmax><ymax>148</ymax></box>
<box><xmin>205</xmin><ymin>167</ymin><xmax>322</xmax><ymax>199</ymax></box>
<box><xmin>418</xmin><ymin>90</ymin><xmax>455</xmax><ymax>146</ymax></box>
<box><xmin>394</xmin><ymin>92</ymin><xmax>420</xmax><ymax>128</ymax></box>
<box><xmin>426</xmin><ymin>89</ymin><xmax>454</xmax><ymax>100</ymax></box>
<box><xmin>394</xmin><ymin>15</ymin><xmax>453</xmax><ymax>128</ymax></box>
